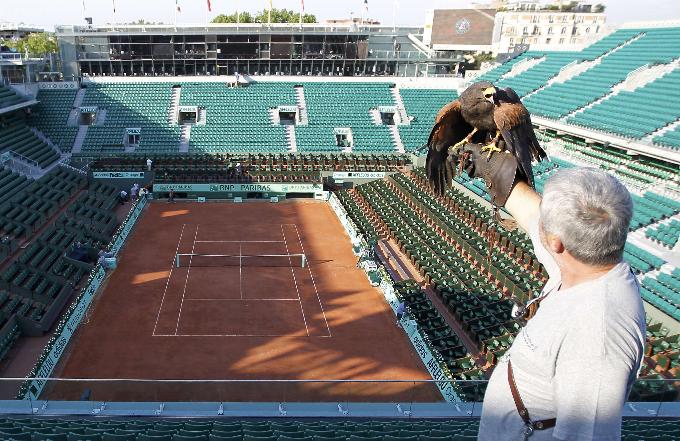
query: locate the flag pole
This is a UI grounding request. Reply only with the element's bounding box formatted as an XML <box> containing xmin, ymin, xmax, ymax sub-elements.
<box><xmin>236</xmin><ymin>0</ymin><xmax>240</xmax><ymax>25</ymax></box>
<box><xmin>268</xmin><ymin>0</ymin><xmax>272</xmax><ymax>26</ymax></box>
<box><xmin>360</xmin><ymin>1</ymin><xmax>365</xmax><ymax>28</ymax></box>
<box><xmin>299</xmin><ymin>0</ymin><xmax>303</xmax><ymax>28</ymax></box>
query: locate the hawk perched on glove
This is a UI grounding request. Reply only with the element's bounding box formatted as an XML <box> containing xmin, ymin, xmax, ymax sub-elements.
<box><xmin>425</xmin><ymin>81</ymin><xmax>547</xmax><ymax>196</ymax></box>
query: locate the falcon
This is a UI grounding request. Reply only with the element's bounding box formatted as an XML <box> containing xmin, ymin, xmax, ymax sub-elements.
<box><xmin>425</xmin><ymin>81</ymin><xmax>547</xmax><ymax>195</ymax></box>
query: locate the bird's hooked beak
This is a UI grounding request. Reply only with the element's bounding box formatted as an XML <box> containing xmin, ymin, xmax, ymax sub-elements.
<box><xmin>483</xmin><ymin>86</ymin><xmax>496</xmax><ymax>104</ymax></box>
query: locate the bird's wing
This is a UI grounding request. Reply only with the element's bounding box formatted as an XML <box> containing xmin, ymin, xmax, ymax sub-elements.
<box><xmin>426</xmin><ymin>100</ymin><xmax>473</xmax><ymax>195</ymax></box>
<box><xmin>493</xmin><ymin>89</ymin><xmax>547</xmax><ymax>188</ymax></box>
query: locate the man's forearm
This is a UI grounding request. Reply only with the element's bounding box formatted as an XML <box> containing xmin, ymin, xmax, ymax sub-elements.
<box><xmin>504</xmin><ymin>181</ymin><xmax>542</xmax><ymax>232</ymax></box>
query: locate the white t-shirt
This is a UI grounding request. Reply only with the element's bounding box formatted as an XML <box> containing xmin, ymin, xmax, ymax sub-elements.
<box><xmin>478</xmin><ymin>216</ymin><xmax>646</xmax><ymax>441</ymax></box>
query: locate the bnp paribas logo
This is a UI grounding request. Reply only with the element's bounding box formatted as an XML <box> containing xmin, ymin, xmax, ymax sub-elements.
<box><xmin>209</xmin><ymin>184</ymin><xmax>219</xmax><ymax>192</ymax></box>
<box><xmin>282</xmin><ymin>185</ymin><xmax>289</xmax><ymax>192</ymax></box>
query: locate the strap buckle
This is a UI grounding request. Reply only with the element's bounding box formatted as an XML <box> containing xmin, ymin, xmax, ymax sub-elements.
<box><xmin>523</xmin><ymin>423</ymin><xmax>534</xmax><ymax>440</ymax></box>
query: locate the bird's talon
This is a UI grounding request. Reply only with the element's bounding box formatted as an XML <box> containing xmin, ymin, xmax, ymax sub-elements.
<box><xmin>481</xmin><ymin>143</ymin><xmax>502</xmax><ymax>159</ymax></box>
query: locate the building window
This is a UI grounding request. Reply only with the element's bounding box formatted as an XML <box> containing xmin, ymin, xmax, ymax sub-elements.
<box><xmin>533</xmin><ymin>25</ymin><xmax>539</xmax><ymax>35</ymax></box>
<box><xmin>509</xmin><ymin>38</ymin><xmax>514</xmax><ymax>45</ymax></box>
<box><xmin>532</xmin><ymin>16</ymin><xmax>539</xmax><ymax>23</ymax></box>
<box><xmin>549</xmin><ymin>15</ymin><xmax>554</xmax><ymax>23</ymax></box>
<box><xmin>559</xmin><ymin>38</ymin><xmax>565</xmax><ymax>44</ymax></box>
<box><xmin>546</xmin><ymin>38</ymin><xmax>552</xmax><ymax>44</ymax></box>
<box><xmin>548</xmin><ymin>27</ymin><xmax>553</xmax><ymax>35</ymax></box>
<box><xmin>585</xmin><ymin>27</ymin><xmax>591</xmax><ymax>33</ymax></box>
<box><xmin>561</xmin><ymin>27</ymin><xmax>567</xmax><ymax>34</ymax></box>
<box><xmin>523</xmin><ymin>26</ymin><xmax>529</xmax><ymax>35</ymax></box>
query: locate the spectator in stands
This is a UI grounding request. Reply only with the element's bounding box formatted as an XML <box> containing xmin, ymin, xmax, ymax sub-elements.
<box><xmin>395</xmin><ymin>301</ymin><xmax>406</xmax><ymax>328</ymax></box>
<box><xmin>464</xmin><ymin>147</ymin><xmax>646</xmax><ymax>441</ymax></box>
<box><xmin>118</xmin><ymin>190</ymin><xmax>128</xmax><ymax>205</ymax></box>
<box><xmin>168</xmin><ymin>188</ymin><xmax>175</xmax><ymax>203</ymax></box>
<box><xmin>131</xmin><ymin>183</ymin><xmax>139</xmax><ymax>201</ymax></box>
<box><xmin>146</xmin><ymin>158</ymin><xmax>153</xmax><ymax>171</ymax></box>
<box><xmin>139</xmin><ymin>187</ymin><xmax>148</xmax><ymax>199</ymax></box>
<box><xmin>97</xmin><ymin>249</ymin><xmax>114</xmax><ymax>268</ymax></box>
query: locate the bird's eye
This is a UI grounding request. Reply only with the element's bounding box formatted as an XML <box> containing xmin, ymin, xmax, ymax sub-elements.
<box><xmin>484</xmin><ymin>93</ymin><xmax>494</xmax><ymax>99</ymax></box>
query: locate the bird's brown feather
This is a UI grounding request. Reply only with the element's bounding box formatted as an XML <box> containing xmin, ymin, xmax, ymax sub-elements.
<box><xmin>493</xmin><ymin>102</ymin><xmax>529</xmax><ymax>132</ymax></box>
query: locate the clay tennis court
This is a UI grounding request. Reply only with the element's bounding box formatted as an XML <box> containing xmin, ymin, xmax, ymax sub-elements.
<box><xmin>46</xmin><ymin>200</ymin><xmax>440</xmax><ymax>402</ymax></box>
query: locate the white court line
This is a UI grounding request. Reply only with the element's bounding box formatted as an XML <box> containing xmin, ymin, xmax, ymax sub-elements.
<box><xmin>239</xmin><ymin>243</ymin><xmax>243</xmax><ymax>300</ymax></box>
<box><xmin>188</xmin><ymin>298</ymin><xmax>300</xmax><ymax>301</ymax></box>
<box><xmin>154</xmin><ymin>334</ymin><xmax>332</xmax><ymax>338</ymax></box>
<box><xmin>292</xmin><ymin>224</ymin><xmax>332</xmax><ymax>338</ymax></box>
<box><xmin>281</xmin><ymin>225</ymin><xmax>310</xmax><ymax>337</ymax></box>
<box><xmin>195</xmin><ymin>240</ymin><xmax>284</xmax><ymax>243</ymax></box>
<box><xmin>152</xmin><ymin>223</ymin><xmax>187</xmax><ymax>336</ymax></box>
<box><xmin>174</xmin><ymin>224</ymin><xmax>199</xmax><ymax>335</ymax></box>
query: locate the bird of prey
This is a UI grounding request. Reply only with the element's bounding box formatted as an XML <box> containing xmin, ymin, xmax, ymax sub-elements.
<box><xmin>425</xmin><ymin>81</ymin><xmax>547</xmax><ymax>195</ymax></box>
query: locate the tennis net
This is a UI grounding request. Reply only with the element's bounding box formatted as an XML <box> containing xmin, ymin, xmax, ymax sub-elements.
<box><xmin>175</xmin><ymin>253</ymin><xmax>306</xmax><ymax>268</ymax></box>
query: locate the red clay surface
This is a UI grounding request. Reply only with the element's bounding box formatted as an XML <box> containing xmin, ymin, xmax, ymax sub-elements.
<box><xmin>47</xmin><ymin>200</ymin><xmax>440</xmax><ymax>402</ymax></box>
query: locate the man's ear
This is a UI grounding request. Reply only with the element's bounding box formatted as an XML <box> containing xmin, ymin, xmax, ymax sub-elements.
<box><xmin>545</xmin><ymin>233</ymin><xmax>565</xmax><ymax>255</ymax></box>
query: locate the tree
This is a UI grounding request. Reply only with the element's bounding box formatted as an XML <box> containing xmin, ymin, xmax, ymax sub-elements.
<box><xmin>4</xmin><ymin>32</ymin><xmax>58</xmax><ymax>57</ymax></box>
<box><xmin>212</xmin><ymin>12</ymin><xmax>255</xmax><ymax>23</ymax></box>
<box><xmin>212</xmin><ymin>8</ymin><xmax>316</xmax><ymax>24</ymax></box>
<box><xmin>593</xmin><ymin>4</ymin><xmax>606</xmax><ymax>13</ymax></box>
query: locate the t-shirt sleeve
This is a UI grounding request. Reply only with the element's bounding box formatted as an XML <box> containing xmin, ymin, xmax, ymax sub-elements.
<box><xmin>527</xmin><ymin>214</ymin><xmax>560</xmax><ymax>280</ymax></box>
<box><xmin>552</xmin><ymin>355</ymin><xmax>630</xmax><ymax>441</ymax></box>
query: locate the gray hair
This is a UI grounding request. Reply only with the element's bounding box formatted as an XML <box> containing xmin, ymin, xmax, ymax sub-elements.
<box><xmin>540</xmin><ymin>168</ymin><xmax>632</xmax><ymax>266</ymax></box>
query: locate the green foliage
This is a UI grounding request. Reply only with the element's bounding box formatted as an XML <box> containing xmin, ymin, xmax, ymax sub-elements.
<box><xmin>212</xmin><ymin>11</ymin><xmax>255</xmax><ymax>23</ymax></box>
<box><xmin>546</xmin><ymin>1</ymin><xmax>578</xmax><ymax>11</ymax></box>
<box><xmin>3</xmin><ymin>32</ymin><xmax>58</xmax><ymax>57</ymax></box>
<box><xmin>212</xmin><ymin>8</ymin><xmax>316</xmax><ymax>24</ymax></box>
<box><xmin>593</xmin><ymin>3</ymin><xmax>606</xmax><ymax>13</ymax></box>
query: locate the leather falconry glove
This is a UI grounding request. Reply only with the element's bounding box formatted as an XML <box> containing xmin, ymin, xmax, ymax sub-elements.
<box><xmin>461</xmin><ymin>143</ymin><xmax>522</xmax><ymax>231</ymax></box>
<box><xmin>462</xmin><ymin>143</ymin><xmax>522</xmax><ymax>207</ymax></box>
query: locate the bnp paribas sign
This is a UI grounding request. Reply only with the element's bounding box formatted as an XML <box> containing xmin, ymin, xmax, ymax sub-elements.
<box><xmin>153</xmin><ymin>183</ymin><xmax>321</xmax><ymax>193</ymax></box>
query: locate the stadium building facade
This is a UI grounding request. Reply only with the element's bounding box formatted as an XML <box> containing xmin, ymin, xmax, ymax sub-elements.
<box><xmin>55</xmin><ymin>23</ymin><xmax>462</xmax><ymax>80</ymax></box>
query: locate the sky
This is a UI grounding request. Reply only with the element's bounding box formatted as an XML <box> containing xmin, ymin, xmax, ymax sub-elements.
<box><xmin>1</xmin><ymin>0</ymin><xmax>679</xmax><ymax>30</ymax></box>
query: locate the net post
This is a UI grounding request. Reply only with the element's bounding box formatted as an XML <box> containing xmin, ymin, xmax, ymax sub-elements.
<box><xmin>176</xmin><ymin>254</ymin><xmax>180</xmax><ymax>268</ymax></box>
<box><xmin>301</xmin><ymin>254</ymin><xmax>307</xmax><ymax>268</ymax></box>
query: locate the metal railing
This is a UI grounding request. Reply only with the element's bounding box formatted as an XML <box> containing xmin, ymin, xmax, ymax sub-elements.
<box><xmin>1</xmin><ymin>378</ymin><xmax>677</xmax><ymax>408</ymax></box>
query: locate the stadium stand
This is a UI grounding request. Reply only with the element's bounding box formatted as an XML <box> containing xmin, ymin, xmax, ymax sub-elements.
<box><xmin>655</xmin><ymin>124</ymin><xmax>680</xmax><ymax>150</ymax></box>
<box><xmin>86</xmin><ymin>152</ymin><xmax>409</xmax><ymax>183</ymax></box>
<box><xmin>180</xmin><ymin>82</ymin><xmax>294</xmax><ymax>153</ymax></box>
<box><xmin>567</xmin><ymin>68</ymin><xmax>680</xmax><ymax>139</ymax></box>
<box><xmin>29</xmin><ymin>88</ymin><xmax>79</xmax><ymax>153</ymax></box>
<box><xmin>646</xmin><ymin>219</ymin><xmax>680</xmax><ymax>249</ymax></box>
<box><xmin>523</xmin><ymin>27</ymin><xmax>680</xmax><ymax>119</ymax></box>
<box><xmin>0</xmin><ymin>85</ymin><xmax>29</xmax><ymax>109</ymax></box>
<box><xmin>296</xmin><ymin>82</ymin><xmax>397</xmax><ymax>152</ymax></box>
<box><xmin>487</xmin><ymin>30</ymin><xmax>646</xmax><ymax>98</ymax></box>
<box><xmin>80</xmin><ymin>83</ymin><xmax>180</xmax><ymax>154</ymax></box>
<box><xmin>0</xmin><ymin>417</ymin><xmax>675</xmax><ymax>441</ymax></box>
<box><xmin>0</xmin><ymin>113</ymin><xmax>61</xmax><ymax>169</ymax></box>
<box><xmin>0</xmin><ymin>166</ymin><xmax>119</xmax><ymax>362</ymax></box>
<box><xmin>398</xmin><ymin>89</ymin><xmax>458</xmax><ymax>152</ymax></box>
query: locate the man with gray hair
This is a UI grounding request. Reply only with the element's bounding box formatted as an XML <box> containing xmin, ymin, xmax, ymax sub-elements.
<box><xmin>460</xmin><ymin>146</ymin><xmax>646</xmax><ymax>441</ymax></box>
